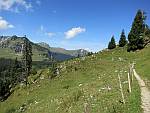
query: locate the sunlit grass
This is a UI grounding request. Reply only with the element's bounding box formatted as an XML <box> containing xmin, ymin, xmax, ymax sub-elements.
<box><xmin>1</xmin><ymin>46</ymin><xmax>149</xmax><ymax>113</ymax></box>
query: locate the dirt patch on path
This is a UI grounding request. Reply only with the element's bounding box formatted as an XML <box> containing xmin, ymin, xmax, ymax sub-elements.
<box><xmin>133</xmin><ymin>69</ymin><xmax>150</xmax><ymax>113</ymax></box>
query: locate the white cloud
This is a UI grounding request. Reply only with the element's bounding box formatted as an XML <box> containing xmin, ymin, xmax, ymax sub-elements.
<box><xmin>46</xmin><ymin>32</ymin><xmax>55</xmax><ymax>37</ymax></box>
<box><xmin>0</xmin><ymin>16</ymin><xmax>14</xmax><ymax>30</ymax></box>
<box><xmin>65</xmin><ymin>27</ymin><xmax>86</xmax><ymax>39</ymax></box>
<box><xmin>0</xmin><ymin>0</ymin><xmax>32</xmax><ymax>12</ymax></box>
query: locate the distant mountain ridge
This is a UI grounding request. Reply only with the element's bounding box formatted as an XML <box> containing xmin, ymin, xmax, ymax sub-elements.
<box><xmin>0</xmin><ymin>36</ymin><xmax>89</xmax><ymax>61</ymax></box>
<box><xmin>37</xmin><ymin>42</ymin><xmax>89</xmax><ymax>57</ymax></box>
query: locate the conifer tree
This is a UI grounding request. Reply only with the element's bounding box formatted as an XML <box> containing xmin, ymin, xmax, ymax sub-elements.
<box><xmin>22</xmin><ymin>36</ymin><xmax>32</xmax><ymax>85</ymax></box>
<box><xmin>144</xmin><ymin>25</ymin><xmax>150</xmax><ymax>45</ymax></box>
<box><xmin>108</xmin><ymin>36</ymin><xmax>116</xmax><ymax>49</ymax></box>
<box><xmin>128</xmin><ymin>10</ymin><xmax>146</xmax><ymax>51</ymax></box>
<box><xmin>119</xmin><ymin>30</ymin><xmax>127</xmax><ymax>47</ymax></box>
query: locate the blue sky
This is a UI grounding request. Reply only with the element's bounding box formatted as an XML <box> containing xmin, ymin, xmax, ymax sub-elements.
<box><xmin>0</xmin><ymin>0</ymin><xmax>150</xmax><ymax>52</ymax></box>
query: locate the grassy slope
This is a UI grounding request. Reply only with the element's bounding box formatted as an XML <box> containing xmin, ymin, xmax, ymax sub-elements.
<box><xmin>0</xmin><ymin>48</ymin><xmax>48</xmax><ymax>61</ymax></box>
<box><xmin>0</xmin><ymin>48</ymin><xmax>18</xmax><ymax>59</ymax></box>
<box><xmin>1</xmin><ymin>46</ymin><xmax>150</xmax><ymax>113</ymax></box>
<box><xmin>133</xmin><ymin>46</ymin><xmax>150</xmax><ymax>89</ymax></box>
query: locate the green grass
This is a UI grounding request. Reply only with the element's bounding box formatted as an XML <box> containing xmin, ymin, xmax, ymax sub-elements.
<box><xmin>1</xmin><ymin>46</ymin><xmax>150</xmax><ymax>113</ymax></box>
<box><xmin>0</xmin><ymin>48</ymin><xmax>19</xmax><ymax>59</ymax></box>
<box><xmin>0</xmin><ymin>48</ymin><xmax>48</xmax><ymax>61</ymax></box>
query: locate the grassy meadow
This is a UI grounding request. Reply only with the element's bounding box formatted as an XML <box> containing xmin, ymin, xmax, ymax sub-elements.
<box><xmin>0</xmin><ymin>46</ymin><xmax>150</xmax><ymax>113</ymax></box>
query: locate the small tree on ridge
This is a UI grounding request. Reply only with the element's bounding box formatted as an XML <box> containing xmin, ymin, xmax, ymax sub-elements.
<box><xmin>108</xmin><ymin>36</ymin><xmax>116</xmax><ymax>49</ymax></box>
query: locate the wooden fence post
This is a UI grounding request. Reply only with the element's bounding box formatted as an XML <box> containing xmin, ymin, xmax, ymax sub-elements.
<box><xmin>131</xmin><ymin>63</ymin><xmax>134</xmax><ymax>83</ymax></box>
<box><xmin>118</xmin><ymin>74</ymin><xmax>125</xmax><ymax>104</ymax></box>
<box><xmin>128</xmin><ymin>73</ymin><xmax>131</xmax><ymax>93</ymax></box>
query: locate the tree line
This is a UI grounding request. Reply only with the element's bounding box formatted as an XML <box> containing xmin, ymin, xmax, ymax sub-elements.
<box><xmin>108</xmin><ymin>10</ymin><xmax>150</xmax><ymax>51</ymax></box>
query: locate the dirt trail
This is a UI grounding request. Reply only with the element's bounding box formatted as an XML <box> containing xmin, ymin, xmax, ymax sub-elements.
<box><xmin>133</xmin><ymin>69</ymin><xmax>150</xmax><ymax>113</ymax></box>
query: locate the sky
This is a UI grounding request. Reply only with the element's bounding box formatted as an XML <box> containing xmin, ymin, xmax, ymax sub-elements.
<box><xmin>0</xmin><ymin>0</ymin><xmax>150</xmax><ymax>52</ymax></box>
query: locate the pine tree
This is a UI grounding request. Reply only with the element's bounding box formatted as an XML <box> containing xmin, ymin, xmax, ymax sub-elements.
<box><xmin>119</xmin><ymin>30</ymin><xmax>127</xmax><ymax>47</ymax></box>
<box><xmin>49</xmin><ymin>53</ymin><xmax>58</xmax><ymax>79</ymax></box>
<box><xmin>22</xmin><ymin>36</ymin><xmax>32</xmax><ymax>85</ymax></box>
<box><xmin>108</xmin><ymin>36</ymin><xmax>116</xmax><ymax>49</ymax></box>
<box><xmin>144</xmin><ymin>25</ymin><xmax>150</xmax><ymax>45</ymax></box>
<box><xmin>128</xmin><ymin>10</ymin><xmax>146</xmax><ymax>51</ymax></box>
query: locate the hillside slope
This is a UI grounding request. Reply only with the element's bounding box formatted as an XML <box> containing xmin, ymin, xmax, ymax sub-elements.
<box><xmin>0</xmin><ymin>46</ymin><xmax>149</xmax><ymax>113</ymax></box>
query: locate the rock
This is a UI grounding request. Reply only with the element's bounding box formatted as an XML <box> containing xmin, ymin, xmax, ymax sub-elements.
<box><xmin>79</xmin><ymin>84</ymin><xmax>82</xmax><ymax>87</ymax></box>
<box><xmin>115</xmin><ymin>70</ymin><xmax>118</xmax><ymax>73</ymax></box>
<box><xmin>40</xmin><ymin>76</ymin><xmax>44</xmax><ymax>80</ymax></box>
<box><xmin>56</xmin><ymin>68</ymin><xmax>60</xmax><ymax>75</ymax></box>
<box><xmin>35</xmin><ymin>100</ymin><xmax>39</xmax><ymax>104</ymax></box>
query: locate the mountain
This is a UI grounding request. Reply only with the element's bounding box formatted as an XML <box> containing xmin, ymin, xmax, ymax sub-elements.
<box><xmin>0</xmin><ymin>36</ymin><xmax>89</xmax><ymax>61</ymax></box>
<box><xmin>36</xmin><ymin>42</ymin><xmax>50</xmax><ymax>49</ymax></box>
<box><xmin>37</xmin><ymin>42</ymin><xmax>89</xmax><ymax>57</ymax></box>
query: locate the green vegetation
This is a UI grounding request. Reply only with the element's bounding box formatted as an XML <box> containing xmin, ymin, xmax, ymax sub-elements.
<box><xmin>128</xmin><ymin>10</ymin><xmax>146</xmax><ymax>51</ymax></box>
<box><xmin>144</xmin><ymin>25</ymin><xmax>150</xmax><ymax>45</ymax></box>
<box><xmin>0</xmin><ymin>36</ymin><xmax>89</xmax><ymax>62</ymax></box>
<box><xmin>108</xmin><ymin>10</ymin><xmax>150</xmax><ymax>51</ymax></box>
<box><xmin>0</xmin><ymin>9</ymin><xmax>150</xmax><ymax>113</ymax></box>
<box><xmin>119</xmin><ymin>30</ymin><xmax>127</xmax><ymax>47</ymax></box>
<box><xmin>1</xmin><ymin>45</ymin><xmax>150</xmax><ymax>113</ymax></box>
<box><xmin>108</xmin><ymin>36</ymin><xmax>116</xmax><ymax>49</ymax></box>
<box><xmin>22</xmin><ymin>37</ymin><xmax>32</xmax><ymax>85</ymax></box>
<box><xmin>133</xmin><ymin>45</ymin><xmax>150</xmax><ymax>89</ymax></box>
<box><xmin>0</xmin><ymin>37</ymin><xmax>33</xmax><ymax>101</ymax></box>
<box><xmin>0</xmin><ymin>58</ymin><xmax>22</xmax><ymax>101</ymax></box>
